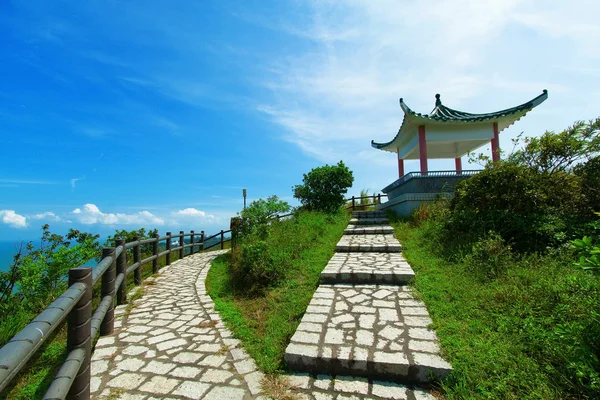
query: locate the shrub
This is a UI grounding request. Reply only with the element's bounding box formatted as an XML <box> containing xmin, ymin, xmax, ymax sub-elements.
<box><xmin>231</xmin><ymin>241</ymin><xmax>284</xmax><ymax>293</ymax></box>
<box><xmin>293</xmin><ymin>161</ymin><xmax>354</xmax><ymax>213</ymax></box>
<box><xmin>464</xmin><ymin>231</ymin><xmax>513</xmax><ymax>280</ymax></box>
<box><xmin>575</xmin><ymin>156</ymin><xmax>600</xmax><ymax>214</ymax></box>
<box><xmin>238</xmin><ymin>195</ymin><xmax>291</xmax><ymax>239</ymax></box>
<box><xmin>449</xmin><ymin>162</ymin><xmax>588</xmax><ymax>252</ymax></box>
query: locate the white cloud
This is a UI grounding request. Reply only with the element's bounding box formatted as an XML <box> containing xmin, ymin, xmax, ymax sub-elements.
<box><xmin>30</xmin><ymin>212</ymin><xmax>62</xmax><ymax>222</ymax></box>
<box><xmin>71</xmin><ymin>203</ymin><xmax>164</xmax><ymax>225</ymax></box>
<box><xmin>70</xmin><ymin>177</ymin><xmax>84</xmax><ymax>190</ymax></box>
<box><xmin>173</xmin><ymin>208</ymin><xmax>220</xmax><ymax>223</ymax></box>
<box><xmin>0</xmin><ymin>210</ymin><xmax>28</xmax><ymax>228</ymax></box>
<box><xmin>252</xmin><ymin>0</ymin><xmax>600</xmax><ymax>190</ymax></box>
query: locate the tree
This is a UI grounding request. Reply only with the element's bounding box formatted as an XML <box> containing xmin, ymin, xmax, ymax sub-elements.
<box><xmin>238</xmin><ymin>195</ymin><xmax>291</xmax><ymax>239</ymax></box>
<box><xmin>508</xmin><ymin>118</ymin><xmax>600</xmax><ymax>174</ymax></box>
<box><xmin>293</xmin><ymin>161</ymin><xmax>354</xmax><ymax>213</ymax></box>
<box><xmin>0</xmin><ymin>225</ymin><xmax>100</xmax><ymax>344</ymax></box>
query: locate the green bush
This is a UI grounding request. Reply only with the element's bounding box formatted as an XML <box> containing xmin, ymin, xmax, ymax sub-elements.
<box><xmin>575</xmin><ymin>156</ymin><xmax>600</xmax><ymax>214</ymax></box>
<box><xmin>237</xmin><ymin>195</ymin><xmax>291</xmax><ymax>239</ymax></box>
<box><xmin>231</xmin><ymin>241</ymin><xmax>283</xmax><ymax>293</ymax></box>
<box><xmin>293</xmin><ymin>161</ymin><xmax>354</xmax><ymax>213</ymax></box>
<box><xmin>464</xmin><ymin>231</ymin><xmax>513</xmax><ymax>280</ymax></box>
<box><xmin>449</xmin><ymin>162</ymin><xmax>589</xmax><ymax>252</ymax></box>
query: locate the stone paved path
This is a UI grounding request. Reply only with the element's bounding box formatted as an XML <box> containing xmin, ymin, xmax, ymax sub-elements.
<box><xmin>89</xmin><ymin>249</ymin><xmax>436</xmax><ymax>400</ymax></box>
<box><xmin>91</xmin><ymin>251</ymin><xmax>264</xmax><ymax>399</ymax></box>
<box><xmin>285</xmin><ymin>210</ymin><xmax>451</xmax><ymax>398</ymax></box>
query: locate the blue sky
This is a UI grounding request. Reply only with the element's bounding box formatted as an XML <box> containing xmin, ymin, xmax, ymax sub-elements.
<box><xmin>0</xmin><ymin>0</ymin><xmax>599</xmax><ymax>241</ymax></box>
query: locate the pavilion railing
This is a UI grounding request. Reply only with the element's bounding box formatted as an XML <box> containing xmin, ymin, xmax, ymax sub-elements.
<box><xmin>383</xmin><ymin>170</ymin><xmax>481</xmax><ymax>193</ymax></box>
<box><xmin>0</xmin><ymin>228</ymin><xmax>231</xmax><ymax>399</ymax></box>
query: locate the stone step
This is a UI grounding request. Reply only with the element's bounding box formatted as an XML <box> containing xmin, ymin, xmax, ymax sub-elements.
<box><xmin>351</xmin><ymin>211</ymin><xmax>387</xmax><ymax>219</ymax></box>
<box><xmin>285</xmin><ymin>372</ymin><xmax>435</xmax><ymax>399</ymax></box>
<box><xmin>349</xmin><ymin>218</ymin><xmax>389</xmax><ymax>225</ymax></box>
<box><xmin>284</xmin><ymin>284</ymin><xmax>452</xmax><ymax>384</ymax></box>
<box><xmin>344</xmin><ymin>225</ymin><xmax>394</xmax><ymax>235</ymax></box>
<box><xmin>336</xmin><ymin>234</ymin><xmax>402</xmax><ymax>253</ymax></box>
<box><xmin>321</xmin><ymin>253</ymin><xmax>414</xmax><ymax>284</ymax></box>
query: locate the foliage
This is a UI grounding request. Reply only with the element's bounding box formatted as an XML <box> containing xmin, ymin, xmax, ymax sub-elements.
<box><xmin>238</xmin><ymin>195</ymin><xmax>291</xmax><ymax>240</ymax></box>
<box><xmin>293</xmin><ymin>161</ymin><xmax>354</xmax><ymax>213</ymax></box>
<box><xmin>463</xmin><ymin>231</ymin><xmax>513</xmax><ymax>280</ymax></box>
<box><xmin>207</xmin><ymin>210</ymin><xmax>349</xmax><ymax>373</ymax></box>
<box><xmin>104</xmin><ymin>227</ymin><xmax>159</xmax><ymax>254</ymax></box>
<box><xmin>571</xmin><ymin>213</ymin><xmax>600</xmax><ymax>276</ymax></box>
<box><xmin>391</xmin><ymin>218</ymin><xmax>600</xmax><ymax>399</ymax></box>
<box><xmin>231</xmin><ymin>240</ymin><xmax>283</xmax><ymax>291</ymax></box>
<box><xmin>449</xmin><ymin>162</ymin><xmax>594</xmax><ymax>252</ymax></box>
<box><xmin>508</xmin><ymin>118</ymin><xmax>600</xmax><ymax>174</ymax></box>
<box><xmin>575</xmin><ymin>155</ymin><xmax>600</xmax><ymax>214</ymax></box>
<box><xmin>0</xmin><ymin>225</ymin><xmax>100</xmax><ymax>331</ymax></box>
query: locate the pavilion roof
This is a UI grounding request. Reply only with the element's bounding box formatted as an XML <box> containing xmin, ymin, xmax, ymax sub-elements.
<box><xmin>371</xmin><ymin>90</ymin><xmax>548</xmax><ymax>153</ymax></box>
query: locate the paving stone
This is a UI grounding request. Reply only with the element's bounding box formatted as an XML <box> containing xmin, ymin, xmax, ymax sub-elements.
<box><xmin>90</xmin><ymin>242</ymin><xmax>442</xmax><ymax>400</ymax></box>
<box><xmin>285</xmin><ymin>284</ymin><xmax>452</xmax><ymax>383</ymax></box>
<box><xmin>204</xmin><ymin>386</ymin><xmax>247</xmax><ymax>400</ymax></box>
<box><xmin>173</xmin><ymin>381</ymin><xmax>211</xmax><ymax>398</ymax></box>
<box><xmin>344</xmin><ymin>225</ymin><xmax>394</xmax><ymax>235</ymax></box>
<box><xmin>321</xmin><ymin>253</ymin><xmax>414</xmax><ymax>284</ymax></box>
<box><xmin>107</xmin><ymin>372</ymin><xmax>146</xmax><ymax>390</ymax></box>
<box><xmin>138</xmin><ymin>376</ymin><xmax>180</xmax><ymax>394</ymax></box>
<box><xmin>336</xmin><ymin>235</ymin><xmax>402</xmax><ymax>253</ymax></box>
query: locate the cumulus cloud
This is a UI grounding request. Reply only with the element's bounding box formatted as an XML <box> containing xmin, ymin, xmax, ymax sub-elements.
<box><xmin>0</xmin><ymin>210</ymin><xmax>28</xmax><ymax>228</ymax></box>
<box><xmin>173</xmin><ymin>208</ymin><xmax>220</xmax><ymax>223</ymax></box>
<box><xmin>71</xmin><ymin>203</ymin><xmax>164</xmax><ymax>225</ymax></box>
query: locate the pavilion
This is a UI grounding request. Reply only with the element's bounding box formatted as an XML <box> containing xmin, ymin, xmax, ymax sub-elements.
<box><xmin>372</xmin><ymin>89</ymin><xmax>548</xmax><ymax>215</ymax></box>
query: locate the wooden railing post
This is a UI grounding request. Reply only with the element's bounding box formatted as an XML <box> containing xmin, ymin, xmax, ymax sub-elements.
<box><xmin>352</xmin><ymin>196</ymin><xmax>355</xmax><ymax>210</ymax></box>
<box><xmin>67</xmin><ymin>267</ymin><xmax>92</xmax><ymax>400</ymax></box>
<box><xmin>115</xmin><ymin>239</ymin><xmax>127</xmax><ymax>305</ymax></box>
<box><xmin>152</xmin><ymin>233</ymin><xmax>159</xmax><ymax>274</ymax></box>
<box><xmin>100</xmin><ymin>247</ymin><xmax>115</xmax><ymax>336</ymax></box>
<box><xmin>373</xmin><ymin>194</ymin><xmax>376</xmax><ymax>205</ymax></box>
<box><xmin>220</xmin><ymin>230</ymin><xmax>224</xmax><ymax>250</ymax></box>
<box><xmin>230</xmin><ymin>217</ymin><xmax>241</xmax><ymax>251</ymax></box>
<box><xmin>200</xmin><ymin>231</ymin><xmax>205</xmax><ymax>251</ymax></box>
<box><xmin>166</xmin><ymin>232</ymin><xmax>171</xmax><ymax>266</ymax></box>
<box><xmin>133</xmin><ymin>237</ymin><xmax>142</xmax><ymax>286</ymax></box>
<box><xmin>378</xmin><ymin>193</ymin><xmax>381</xmax><ymax>204</ymax></box>
<box><xmin>179</xmin><ymin>231</ymin><xmax>185</xmax><ymax>259</ymax></box>
<box><xmin>190</xmin><ymin>230</ymin><xmax>195</xmax><ymax>255</ymax></box>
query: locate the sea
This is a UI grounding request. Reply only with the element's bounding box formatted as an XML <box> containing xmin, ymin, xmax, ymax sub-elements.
<box><xmin>0</xmin><ymin>240</ymin><xmax>21</xmax><ymax>273</ymax></box>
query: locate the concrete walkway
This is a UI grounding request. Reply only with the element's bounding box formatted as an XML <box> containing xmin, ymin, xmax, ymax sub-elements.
<box><xmin>285</xmin><ymin>211</ymin><xmax>451</xmax><ymax>398</ymax></box>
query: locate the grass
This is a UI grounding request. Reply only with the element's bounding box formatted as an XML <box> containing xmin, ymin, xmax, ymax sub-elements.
<box><xmin>390</xmin><ymin>218</ymin><xmax>600</xmax><ymax>399</ymax></box>
<box><xmin>0</xmin><ymin>246</ymin><xmax>224</xmax><ymax>399</ymax></box>
<box><xmin>206</xmin><ymin>210</ymin><xmax>349</xmax><ymax>373</ymax></box>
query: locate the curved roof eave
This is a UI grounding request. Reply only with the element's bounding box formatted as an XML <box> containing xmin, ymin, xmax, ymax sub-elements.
<box><xmin>371</xmin><ymin>89</ymin><xmax>548</xmax><ymax>152</ymax></box>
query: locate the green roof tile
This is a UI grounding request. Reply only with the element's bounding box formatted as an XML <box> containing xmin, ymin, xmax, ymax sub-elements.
<box><xmin>372</xmin><ymin>90</ymin><xmax>548</xmax><ymax>150</ymax></box>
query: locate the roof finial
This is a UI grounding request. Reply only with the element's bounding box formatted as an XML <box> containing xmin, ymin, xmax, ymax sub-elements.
<box><xmin>435</xmin><ymin>93</ymin><xmax>441</xmax><ymax>107</ymax></box>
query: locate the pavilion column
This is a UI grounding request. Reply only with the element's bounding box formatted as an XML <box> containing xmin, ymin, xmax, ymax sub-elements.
<box><xmin>418</xmin><ymin>125</ymin><xmax>428</xmax><ymax>175</ymax></box>
<box><xmin>491</xmin><ymin>122</ymin><xmax>500</xmax><ymax>163</ymax></box>
<box><xmin>455</xmin><ymin>157</ymin><xmax>462</xmax><ymax>174</ymax></box>
<box><xmin>397</xmin><ymin>150</ymin><xmax>404</xmax><ymax>178</ymax></box>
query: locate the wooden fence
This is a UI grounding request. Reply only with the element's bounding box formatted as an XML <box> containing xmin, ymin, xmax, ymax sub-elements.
<box><xmin>0</xmin><ymin>229</ymin><xmax>231</xmax><ymax>399</ymax></box>
<box><xmin>345</xmin><ymin>194</ymin><xmax>385</xmax><ymax>211</ymax></box>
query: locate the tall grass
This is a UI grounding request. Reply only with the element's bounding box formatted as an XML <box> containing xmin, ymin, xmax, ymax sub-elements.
<box><xmin>206</xmin><ymin>210</ymin><xmax>349</xmax><ymax>373</ymax></box>
<box><xmin>391</xmin><ymin>212</ymin><xmax>600</xmax><ymax>399</ymax></box>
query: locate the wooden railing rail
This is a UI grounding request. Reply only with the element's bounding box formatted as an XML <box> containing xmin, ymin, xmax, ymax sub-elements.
<box><xmin>345</xmin><ymin>194</ymin><xmax>386</xmax><ymax>211</ymax></box>
<box><xmin>0</xmin><ymin>227</ymin><xmax>232</xmax><ymax>399</ymax></box>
